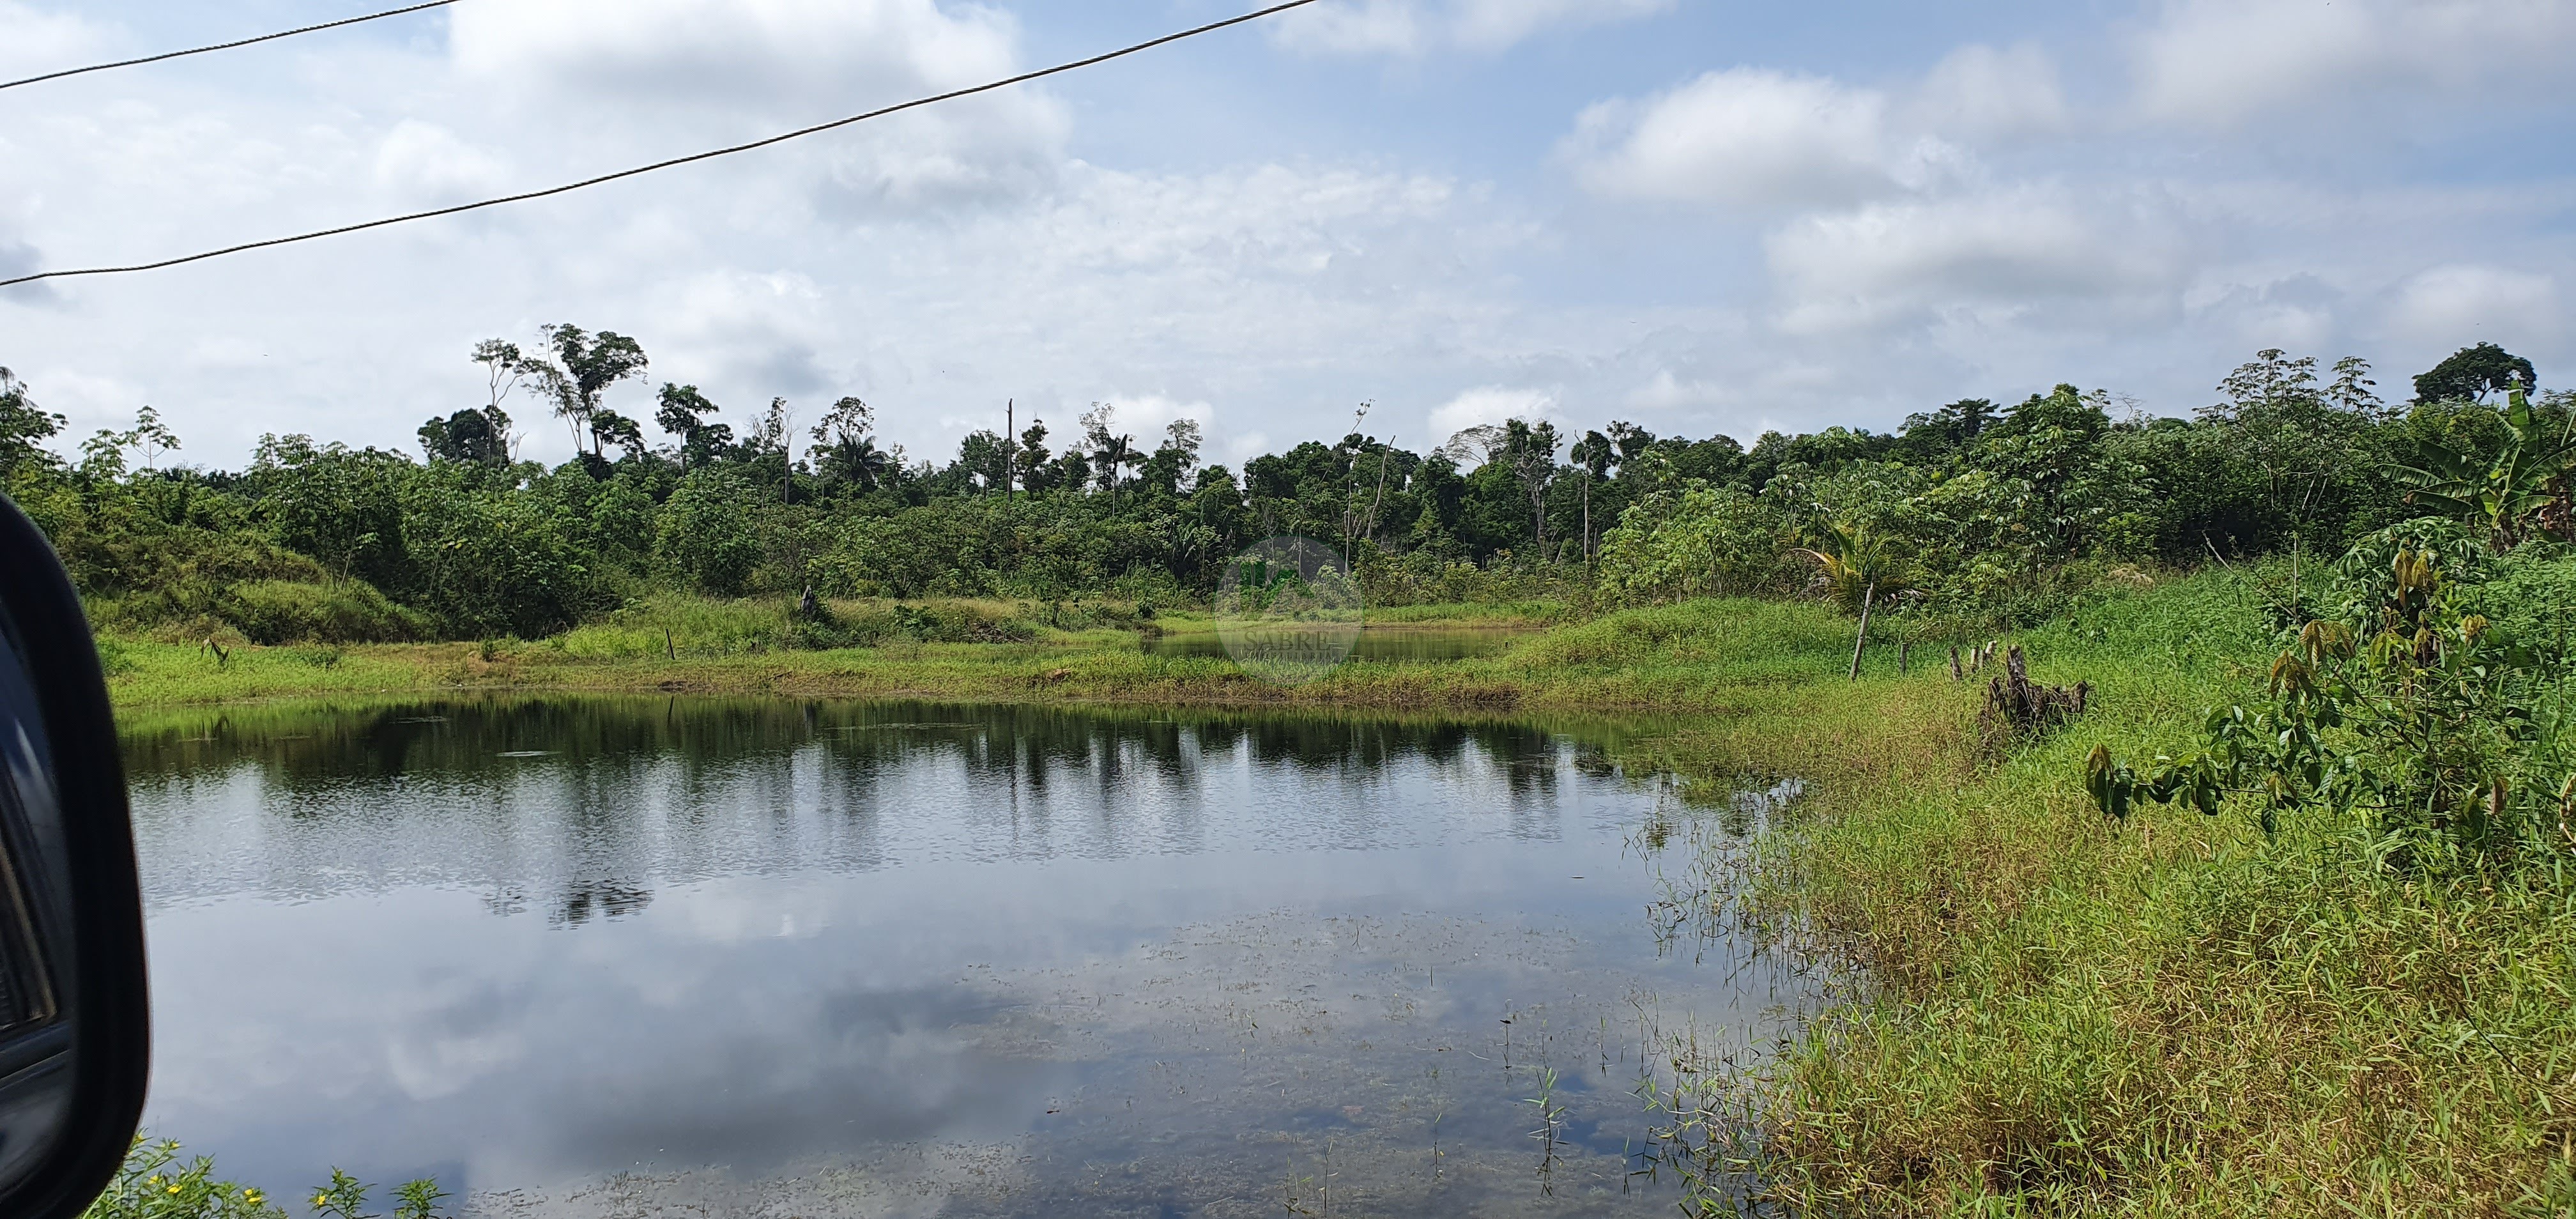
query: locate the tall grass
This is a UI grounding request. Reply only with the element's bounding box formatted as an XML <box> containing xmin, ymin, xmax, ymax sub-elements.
<box><xmin>1732</xmin><ymin>566</ymin><xmax>2576</xmax><ymax>1215</ymax></box>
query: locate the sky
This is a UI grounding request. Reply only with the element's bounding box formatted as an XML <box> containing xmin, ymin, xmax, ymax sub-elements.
<box><xmin>3</xmin><ymin>0</ymin><xmax>2572</xmax><ymax>470</ymax></box>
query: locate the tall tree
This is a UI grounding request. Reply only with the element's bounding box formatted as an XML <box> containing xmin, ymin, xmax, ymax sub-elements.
<box><xmin>471</xmin><ymin>341</ymin><xmax>532</xmax><ymax>412</ymax></box>
<box><xmin>0</xmin><ymin>367</ymin><xmax>66</xmax><ymax>479</ymax></box>
<box><xmin>525</xmin><ymin>325</ymin><xmax>649</xmax><ymax>457</ymax></box>
<box><xmin>2414</xmin><ymin>342</ymin><xmax>2536</xmax><ymax>405</ymax></box>
<box><xmin>1080</xmin><ymin>404</ymin><xmax>1142</xmax><ymax>509</ymax></box>
<box><xmin>1570</xmin><ymin>429</ymin><xmax>1614</xmax><ymax>564</ymax></box>
<box><xmin>808</xmin><ymin>395</ymin><xmax>882</xmax><ymax>493</ymax></box>
<box><xmin>755</xmin><ymin>397</ymin><xmax>796</xmax><ymax>503</ymax></box>
<box><xmin>1139</xmin><ymin>418</ymin><xmax>1204</xmax><ymax>498</ymax></box>
<box><xmin>956</xmin><ymin>430</ymin><xmax>1011</xmax><ymax>494</ymax></box>
<box><xmin>1503</xmin><ymin>418</ymin><xmax>1561</xmax><ymax>551</ymax></box>
<box><xmin>1897</xmin><ymin>399</ymin><xmax>1998</xmax><ymax>460</ymax></box>
<box><xmin>1015</xmin><ymin>420</ymin><xmax>1054</xmax><ymax>494</ymax></box>
<box><xmin>0</xmin><ymin>363</ymin><xmax>65</xmax><ymax>477</ymax></box>
<box><xmin>588</xmin><ymin>413</ymin><xmax>647</xmax><ymax>462</ymax></box>
<box><xmin>654</xmin><ymin>384</ymin><xmax>732</xmax><ymax>469</ymax></box>
<box><xmin>418</xmin><ymin>406</ymin><xmax>510</xmax><ymax>464</ymax></box>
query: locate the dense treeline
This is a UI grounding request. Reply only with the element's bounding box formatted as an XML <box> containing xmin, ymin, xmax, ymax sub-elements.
<box><xmin>1</xmin><ymin>332</ymin><xmax>2564</xmax><ymax>645</ymax></box>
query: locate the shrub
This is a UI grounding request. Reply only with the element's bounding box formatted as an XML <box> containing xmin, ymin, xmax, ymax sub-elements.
<box><xmin>1595</xmin><ymin>485</ymin><xmax>1792</xmax><ymax>603</ymax></box>
<box><xmin>654</xmin><ymin>471</ymin><xmax>763</xmax><ymax>596</ymax></box>
<box><xmin>82</xmin><ymin>1137</ymin><xmax>447</xmax><ymax>1219</ymax></box>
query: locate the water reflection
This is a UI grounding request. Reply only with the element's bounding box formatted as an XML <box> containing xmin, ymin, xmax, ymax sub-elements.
<box><xmin>121</xmin><ymin>698</ymin><xmax>1805</xmax><ymax>1216</ymax></box>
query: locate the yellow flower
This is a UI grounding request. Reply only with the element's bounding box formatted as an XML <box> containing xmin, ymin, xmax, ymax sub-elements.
<box><xmin>167</xmin><ymin>1184</ymin><xmax>182</xmax><ymax>1194</ymax></box>
<box><xmin>316</xmin><ymin>1194</ymin><xmax>332</xmax><ymax>1206</ymax></box>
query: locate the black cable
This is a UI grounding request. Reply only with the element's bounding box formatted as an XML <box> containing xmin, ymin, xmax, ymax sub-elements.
<box><xmin>0</xmin><ymin>0</ymin><xmax>1321</xmax><ymax>292</ymax></box>
<box><xmin>0</xmin><ymin>0</ymin><xmax>463</xmax><ymax>93</ymax></box>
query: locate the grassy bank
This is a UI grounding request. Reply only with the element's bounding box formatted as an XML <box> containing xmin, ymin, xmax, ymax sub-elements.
<box><xmin>1728</xmin><ymin>568</ymin><xmax>2576</xmax><ymax>1216</ymax></box>
<box><xmin>100</xmin><ymin>594</ymin><xmax>1882</xmax><ymax>717</ymax></box>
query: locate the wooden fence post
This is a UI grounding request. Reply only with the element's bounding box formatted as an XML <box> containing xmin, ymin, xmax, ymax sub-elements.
<box><xmin>1848</xmin><ymin>582</ymin><xmax>1876</xmax><ymax>681</ymax></box>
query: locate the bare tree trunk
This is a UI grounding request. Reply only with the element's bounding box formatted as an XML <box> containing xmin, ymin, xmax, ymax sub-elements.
<box><xmin>1849</xmin><ymin>581</ymin><xmax>1875</xmax><ymax>681</ymax></box>
<box><xmin>1581</xmin><ymin>473</ymin><xmax>1591</xmax><ymax>572</ymax></box>
<box><xmin>1366</xmin><ymin>443</ymin><xmax>1393</xmax><ymax>548</ymax></box>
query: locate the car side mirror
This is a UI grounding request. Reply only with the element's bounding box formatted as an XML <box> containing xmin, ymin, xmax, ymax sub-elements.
<box><xmin>0</xmin><ymin>493</ymin><xmax>150</xmax><ymax>1219</ymax></box>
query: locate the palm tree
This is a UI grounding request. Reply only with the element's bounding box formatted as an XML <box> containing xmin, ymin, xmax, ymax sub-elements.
<box><xmin>1793</xmin><ymin>519</ymin><xmax>1910</xmax><ymax>613</ymax></box>
<box><xmin>826</xmin><ymin>436</ymin><xmax>892</xmax><ymax>493</ymax></box>
<box><xmin>1795</xmin><ymin>519</ymin><xmax>1914</xmax><ymax>680</ymax></box>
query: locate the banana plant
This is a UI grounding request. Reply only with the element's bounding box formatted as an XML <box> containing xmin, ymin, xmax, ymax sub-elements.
<box><xmin>2393</xmin><ymin>381</ymin><xmax>2575</xmax><ymax>549</ymax></box>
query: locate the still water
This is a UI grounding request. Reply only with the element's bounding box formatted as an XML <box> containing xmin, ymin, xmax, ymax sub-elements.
<box><xmin>120</xmin><ymin>698</ymin><xmax>1804</xmax><ymax>1217</ymax></box>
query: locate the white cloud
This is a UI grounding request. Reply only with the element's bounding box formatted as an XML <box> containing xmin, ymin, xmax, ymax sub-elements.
<box><xmin>2384</xmin><ymin>264</ymin><xmax>2559</xmax><ymax>350</ymax></box>
<box><xmin>0</xmin><ymin>1</ymin><xmax>104</xmax><ymax>77</ymax></box>
<box><xmin>1563</xmin><ymin>69</ymin><xmax>1940</xmax><ymax>209</ymax></box>
<box><xmin>1429</xmin><ymin>385</ymin><xmax>1554</xmax><ymax>440</ymax></box>
<box><xmin>1222</xmin><ymin>431</ymin><xmax>1273</xmax><ymax>466</ymax></box>
<box><xmin>449</xmin><ymin>0</ymin><xmax>1068</xmax><ymax>211</ymax></box>
<box><xmin>1914</xmin><ymin>43</ymin><xmax>2067</xmax><ymax>139</ymax></box>
<box><xmin>1625</xmin><ymin>369</ymin><xmax>1726</xmax><ymax>412</ymax></box>
<box><xmin>2131</xmin><ymin>0</ymin><xmax>2576</xmax><ymax>126</ymax></box>
<box><xmin>1271</xmin><ymin>0</ymin><xmax>1425</xmax><ymax>56</ymax></box>
<box><xmin>373</xmin><ymin>121</ymin><xmax>510</xmax><ymax>206</ymax></box>
<box><xmin>1766</xmin><ymin>186</ymin><xmax>2197</xmax><ymax>334</ymax></box>
<box><xmin>1271</xmin><ymin>0</ymin><xmax>1669</xmax><ymax>57</ymax></box>
<box><xmin>452</xmin><ymin>0</ymin><xmax>1016</xmax><ymax>108</ymax></box>
<box><xmin>1448</xmin><ymin>0</ymin><xmax>1671</xmax><ymax>52</ymax></box>
<box><xmin>659</xmin><ymin>270</ymin><xmax>836</xmax><ymax>399</ymax></box>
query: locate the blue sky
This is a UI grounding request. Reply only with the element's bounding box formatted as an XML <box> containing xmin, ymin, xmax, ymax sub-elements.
<box><xmin>3</xmin><ymin>0</ymin><xmax>2572</xmax><ymax>469</ymax></box>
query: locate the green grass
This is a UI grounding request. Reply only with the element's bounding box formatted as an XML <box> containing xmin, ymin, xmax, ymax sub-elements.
<box><xmin>100</xmin><ymin>594</ymin><xmax>1866</xmax><ymax>716</ymax></box>
<box><xmin>1730</xmin><ymin>567</ymin><xmax>2576</xmax><ymax>1216</ymax></box>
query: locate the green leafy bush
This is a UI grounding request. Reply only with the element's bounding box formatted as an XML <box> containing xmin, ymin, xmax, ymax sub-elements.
<box><xmin>1594</xmin><ymin>484</ymin><xmax>1791</xmax><ymax>603</ymax></box>
<box><xmin>654</xmin><ymin>470</ymin><xmax>762</xmax><ymax>596</ymax></box>
<box><xmin>2088</xmin><ymin>541</ymin><xmax>2575</xmax><ymax>862</ymax></box>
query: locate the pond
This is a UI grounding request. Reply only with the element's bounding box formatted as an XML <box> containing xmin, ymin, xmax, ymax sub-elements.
<box><xmin>120</xmin><ymin>698</ymin><xmax>1807</xmax><ymax>1216</ymax></box>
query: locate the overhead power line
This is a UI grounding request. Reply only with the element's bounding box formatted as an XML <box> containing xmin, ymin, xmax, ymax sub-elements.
<box><xmin>0</xmin><ymin>0</ymin><xmax>1321</xmax><ymax>292</ymax></box>
<box><xmin>0</xmin><ymin>0</ymin><xmax>463</xmax><ymax>93</ymax></box>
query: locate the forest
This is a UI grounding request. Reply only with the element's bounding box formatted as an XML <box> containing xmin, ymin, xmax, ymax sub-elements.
<box><xmin>2</xmin><ymin>330</ymin><xmax>2564</xmax><ymax>649</ymax></box>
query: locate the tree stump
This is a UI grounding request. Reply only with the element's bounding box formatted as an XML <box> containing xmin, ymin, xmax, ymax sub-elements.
<box><xmin>1977</xmin><ymin>645</ymin><xmax>2091</xmax><ymax>751</ymax></box>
